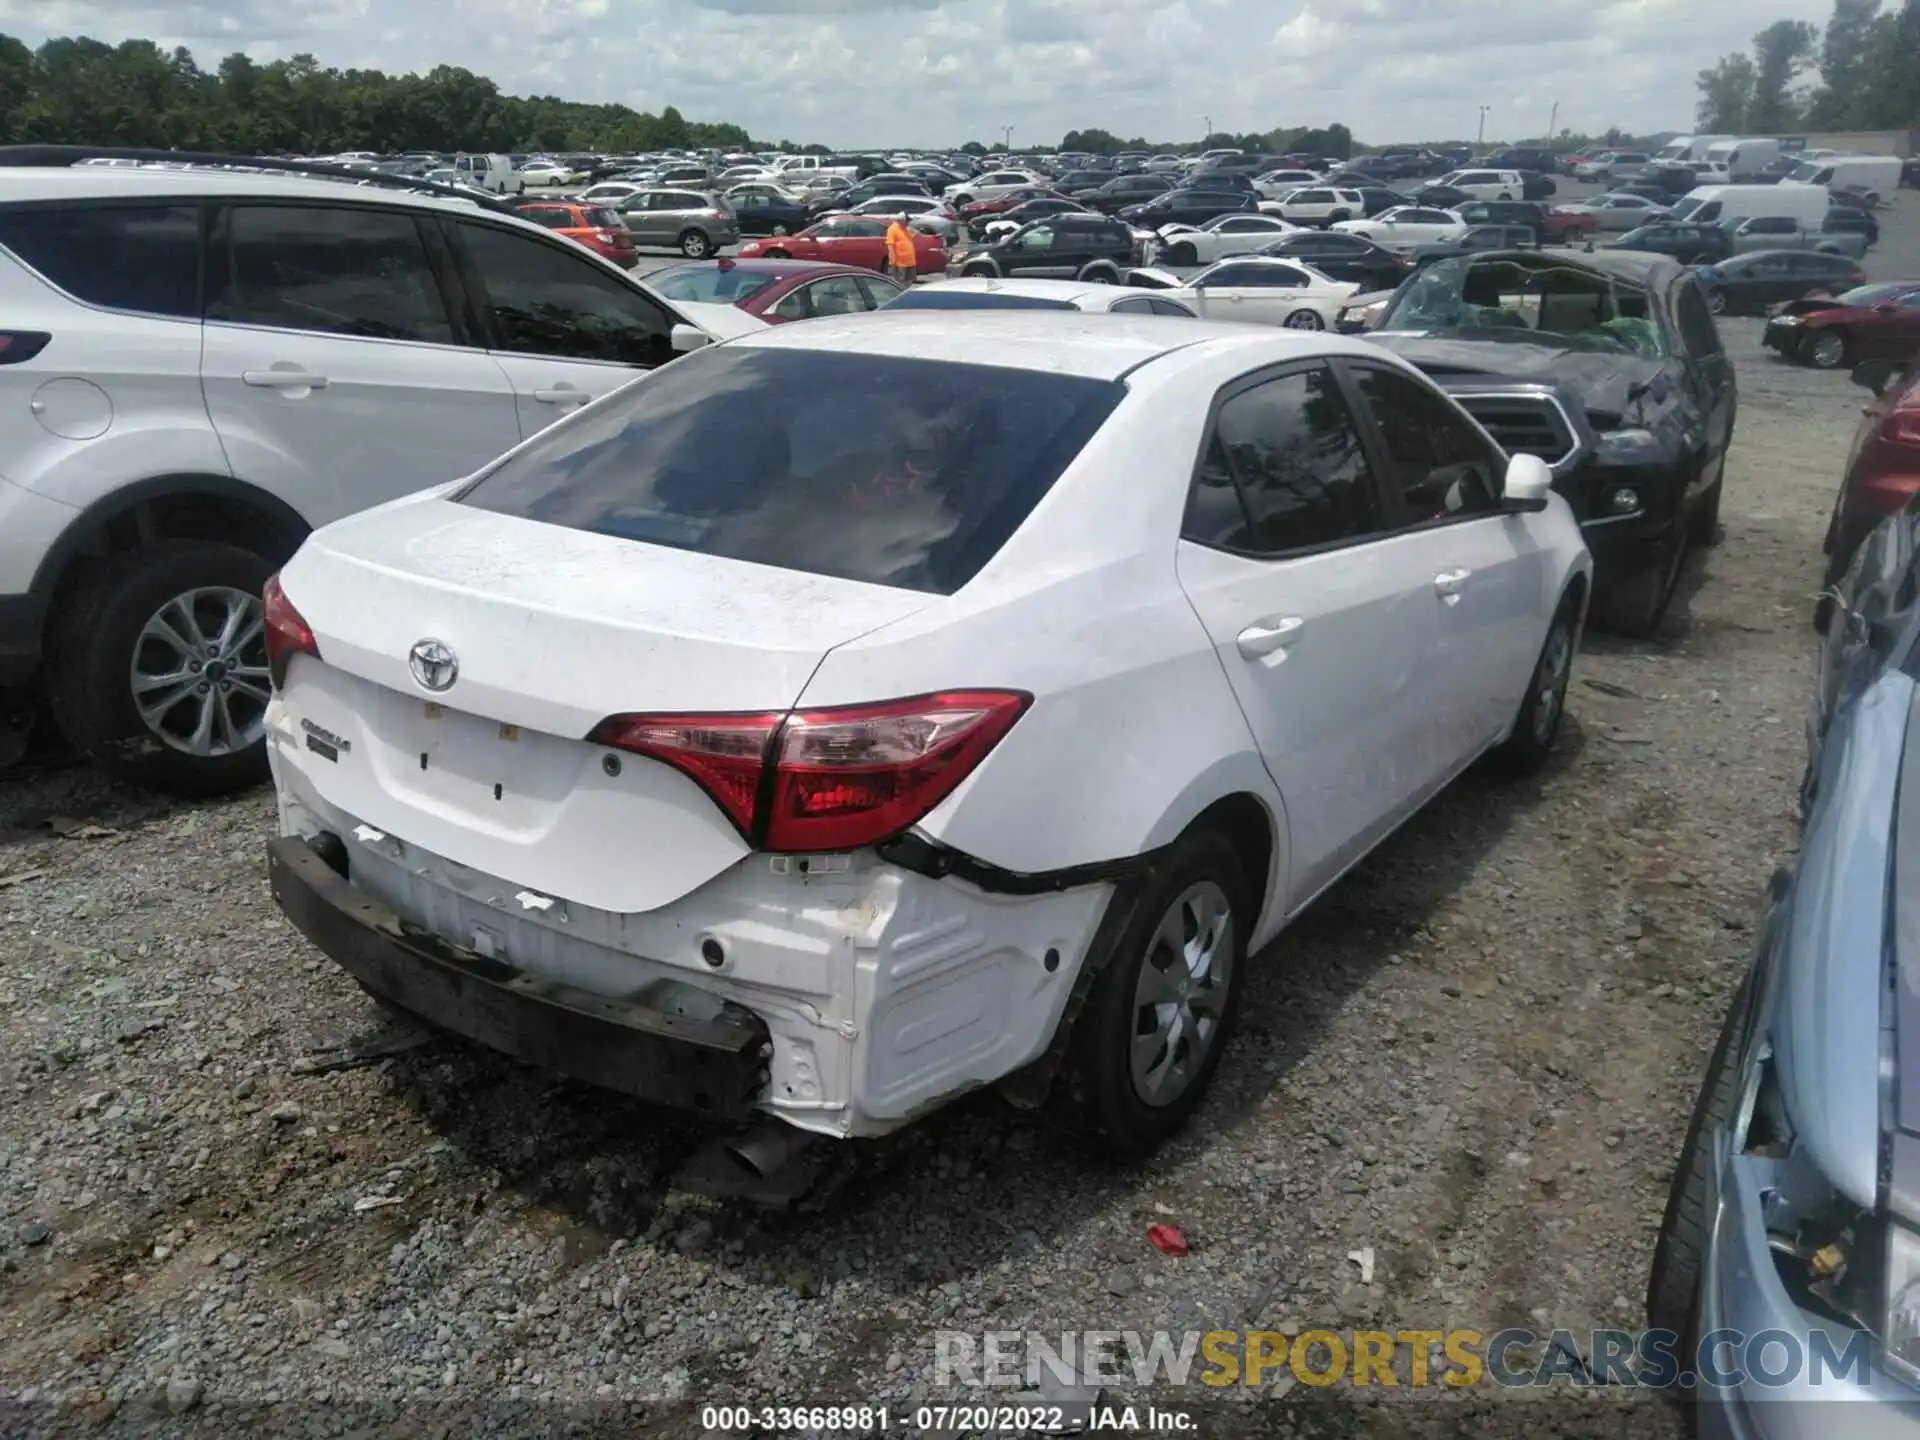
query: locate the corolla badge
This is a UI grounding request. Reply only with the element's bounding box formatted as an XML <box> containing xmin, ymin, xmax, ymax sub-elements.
<box><xmin>408</xmin><ymin>639</ymin><xmax>458</xmax><ymax>693</ymax></box>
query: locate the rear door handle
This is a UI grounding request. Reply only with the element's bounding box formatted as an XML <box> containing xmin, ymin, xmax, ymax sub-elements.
<box><xmin>1236</xmin><ymin>616</ymin><xmax>1304</xmax><ymax>659</ymax></box>
<box><xmin>533</xmin><ymin>384</ymin><xmax>592</xmax><ymax>406</ymax></box>
<box><xmin>242</xmin><ymin>368</ymin><xmax>328</xmax><ymax>390</ymax></box>
<box><xmin>1434</xmin><ymin>568</ymin><xmax>1473</xmax><ymax>603</ymax></box>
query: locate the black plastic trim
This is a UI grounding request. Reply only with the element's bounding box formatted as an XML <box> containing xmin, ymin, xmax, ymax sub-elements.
<box><xmin>27</xmin><ymin>474</ymin><xmax>311</xmax><ymax>601</ymax></box>
<box><xmin>876</xmin><ymin>830</ymin><xmax>1163</xmax><ymax>895</ymax></box>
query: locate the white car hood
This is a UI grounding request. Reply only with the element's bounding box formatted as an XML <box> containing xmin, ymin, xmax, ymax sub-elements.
<box><xmin>673</xmin><ymin>299</ymin><xmax>770</xmax><ymax>341</ymax></box>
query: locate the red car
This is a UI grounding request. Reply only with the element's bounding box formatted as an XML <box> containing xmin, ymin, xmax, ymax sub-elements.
<box><xmin>512</xmin><ymin>199</ymin><xmax>637</xmax><ymax>267</ymax></box>
<box><xmin>736</xmin><ymin>216</ymin><xmax>946</xmax><ymax>276</ymax></box>
<box><xmin>648</xmin><ymin>258</ymin><xmax>905</xmax><ymax>323</ymax></box>
<box><xmin>1763</xmin><ymin>280</ymin><xmax>1920</xmax><ymax>370</ymax></box>
<box><xmin>959</xmin><ymin>187</ymin><xmax>1067</xmax><ymax>226</ymax></box>
<box><xmin>1821</xmin><ymin>361</ymin><xmax>1920</xmax><ymax>617</ymax></box>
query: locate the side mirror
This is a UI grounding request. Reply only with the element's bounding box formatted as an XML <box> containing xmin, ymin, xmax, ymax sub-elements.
<box><xmin>1502</xmin><ymin>453</ymin><xmax>1553</xmax><ymax>510</ymax></box>
<box><xmin>670</xmin><ymin>324</ymin><xmax>711</xmax><ymax>353</ymax></box>
<box><xmin>1851</xmin><ymin>360</ymin><xmax>1896</xmax><ymax>397</ymax></box>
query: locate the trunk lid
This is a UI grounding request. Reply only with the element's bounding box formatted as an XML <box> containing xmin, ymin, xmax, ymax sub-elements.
<box><xmin>275</xmin><ymin>498</ymin><xmax>931</xmax><ymax>913</ymax></box>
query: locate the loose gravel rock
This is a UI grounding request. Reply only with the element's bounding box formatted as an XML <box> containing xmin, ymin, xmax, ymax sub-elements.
<box><xmin>0</xmin><ymin>314</ymin><xmax>1874</xmax><ymax>1436</ymax></box>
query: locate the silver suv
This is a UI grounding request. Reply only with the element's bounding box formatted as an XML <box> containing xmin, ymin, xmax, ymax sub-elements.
<box><xmin>607</xmin><ymin>188</ymin><xmax>740</xmax><ymax>258</ymax></box>
<box><xmin>0</xmin><ymin>148</ymin><xmax>762</xmax><ymax>795</ymax></box>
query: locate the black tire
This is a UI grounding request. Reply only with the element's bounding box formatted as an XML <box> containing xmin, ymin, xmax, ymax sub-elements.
<box><xmin>1168</xmin><ymin>243</ymin><xmax>1197</xmax><ymax>267</ymax></box>
<box><xmin>962</xmin><ymin>262</ymin><xmax>998</xmax><ymax>279</ymax></box>
<box><xmin>1078</xmin><ymin>264</ymin><xmax>1119</xmax><ymax>284</ymax></box>
<box><xmin>45</xmin><ymin>540</ymin><xmax>275</xmax><ymax>798</ymax></box>
<box><xmin>1485</xmin><ymin>595</ymin><xmax>1578</xmax><ymax>775</ymax></box>
<box><xmin>1647</xmin><ymin>968</ymin><xmax>1754</xmax><ymax>1343</ymax></box>
<box><xmin>678</xmin><ymin>229</ymin><xmax>712</xmax><ymax>259</ymax></box>
<box><xmin>1066</xmin><ymin>830</ymin><xmax>1251</xmax><ymax>1158</ymax></box>
<box><xmin>952</xmin><ymin>193</ymin><xmax>974</xmax><ymax>209</ymax></box>
<box><xmin>1596</xmin><ymin>521</ymin><xmax>1687</xmax><ymax>638</ymax></box>
<box><xmin>1327</xmin><ymin>210</ymin><xmax>1351</xmax><ymax>223</ymax></box>
<box><xmin>762</xmin><ymin>247</ymin><xmax>790</xmax><ymax>260</ymax></box>
<box><xmin>1283</xmin><ymin>308</ymin><xmax>1325</xmax><ymax>330</ymax></box>
<box><xmin>1704</xmin><ymin>288</ymin><xmax>1727</xmax><ymax>316</ymax></box>
<box><xmin>1688</xmin><ymin>476</ymin><xmax>1723</xmax><ymax>546</ymax></box>
<box><xmin>1802</xmin><ymin>330</ymin><xmax>1848</xmax><ymax>370</ymax></box>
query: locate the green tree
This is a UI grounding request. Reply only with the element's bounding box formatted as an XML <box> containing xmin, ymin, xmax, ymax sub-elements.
<box><xmin>1808</xmin><ymin>0</ymin><xmax>1883</xmax><ymax>125</ymax></box>
<box><xmin>1748</xmin><ymin>18</ymin><xmax>1818</xmax><ymax>130</ymax></box>
<box><xmin>1696</xmin><ymin>51</ymin><xmax>1756</xmax><ymax>130</ymax></box>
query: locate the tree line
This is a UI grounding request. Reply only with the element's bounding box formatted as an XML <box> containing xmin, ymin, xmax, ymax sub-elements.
<box><xmin>1697</xmin><ymin>0</ymin><xmax>1919</xmax><ymax>133</ymax></box>
<box><xmin>0</xmin><ymin>34</ymin><xmax>754</xmax><ymax>155</ymax></box>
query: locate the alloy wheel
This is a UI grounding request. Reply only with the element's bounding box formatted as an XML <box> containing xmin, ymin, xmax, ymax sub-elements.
<box><xmin>129</xmin><ymin>587</ymin><xmax>271</xmax><ymax>758</ymax></box>
<box><xmin>1808</xmin><ymin>332</ymin><xmax>1846</xmax><ymax>370</ymax></box>
<box><xmin>1533</xmin><ymin>617</ymin><xmax>1574</xmax><ymax>745</ymax></box>
<box><xmin>1706</xmin><ymin>289</ymin><xmax>1726</xmax><ymax>316</ymax></box>
<box><xmin>1284</xmin><ymin>309</ymin><xmax>1325</xmax><ymax>330</ymax></box>
<box><xmin>1129</xmin><ymin>880</ymin><xmax>1235</xmax><ymax>1108</ymax></box>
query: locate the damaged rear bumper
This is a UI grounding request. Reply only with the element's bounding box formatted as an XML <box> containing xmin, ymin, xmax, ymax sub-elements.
<box><xmin>267</xmin><ymin>758</ymin><xmax>1115</xmax><ymax>1138</ymax></box>
<box><xmin>268</xmin><ymin>837</ymin><xmax>773</xmax><ymax>1119</ymax></box>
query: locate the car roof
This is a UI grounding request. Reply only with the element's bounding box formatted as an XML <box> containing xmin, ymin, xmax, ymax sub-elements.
<box><xmin>666</xmin><ymin>257</ymin><xmax>871</xmax><ymax>279</ymax></box>
<box><xmin>0</xmin><ymin>164</ymin><xmax>495</xmax><ymax>216</ymax></box>
<box><xmin>899</xmin><ymin>277</ymin><xmax>1130</xmax><ymax>304</ymax></box>
<box><xmin>722</xmin><ymin>309</ymin><xmax>1389</xmax><ymax>380</ymax></box>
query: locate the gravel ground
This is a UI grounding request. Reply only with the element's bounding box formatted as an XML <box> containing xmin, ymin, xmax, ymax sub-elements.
<box><xmin>0</xmin><ymin>196</ymin><xmax>1911</xmax><ymax>1438</ymax></box>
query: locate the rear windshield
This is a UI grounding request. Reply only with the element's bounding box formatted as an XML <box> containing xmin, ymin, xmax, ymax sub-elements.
<box><xmin>459</xmin><ymin>348</ymin><xmax>1125</xmax><ymax>595</ymax></box>
<box><xmin>650</xmin><ymin>265</ymin><xmax>781</xmax><ymax>303</ymax></box>
<box><xmin>884</xmin><ymin>290</ymin><xmax>1078</xmax><ymax>311</ymax></box>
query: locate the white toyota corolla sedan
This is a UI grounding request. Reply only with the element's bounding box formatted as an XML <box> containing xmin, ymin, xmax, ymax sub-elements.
<box><xmin>262</xmin><ymin>313</ymin><xmax>1592</xmax><ymax>1157</ymax></box>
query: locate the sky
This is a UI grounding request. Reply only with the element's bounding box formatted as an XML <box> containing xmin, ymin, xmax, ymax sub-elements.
<box><xmin>0</xmin><ymin>0</ymin><xmax>1841</xmax><ymax>149</ymax></box>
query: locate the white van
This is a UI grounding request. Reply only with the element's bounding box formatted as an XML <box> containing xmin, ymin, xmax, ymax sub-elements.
<box><xmin>1700</xmin><ymin>139</ymin><xmax>1781</xmax><ymax>182</ymax></box>
<box><xmin>1784</xmin><ymin>154</ymin><xmax>1903</xmax><ymax>204</ymax></box>
<box><xmin>451</xmin><ymin>153</ymin><xmax>523</xmax><ymax>194</ymax></box>
<box><xmin>1670</xmin><ymin>183</ymin><xmax>1830</xmax><ymax>230</ymax></box>
<box><xmin>1651</xmin><ymin>134</ymin><xmax>1735</xmax><ymax>164</ymax></box>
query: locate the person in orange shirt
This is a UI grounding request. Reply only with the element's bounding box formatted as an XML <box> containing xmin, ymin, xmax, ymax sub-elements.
<box><xmin>884</xmin><ymin>214</ymin><xmax>919</xmax><ymax>284</ymax></box>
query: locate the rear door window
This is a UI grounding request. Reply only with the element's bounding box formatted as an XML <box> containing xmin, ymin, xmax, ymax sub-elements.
<box><xmin>0</xmin><ymin>203</ymin><xmax>201</xmax><ymax>318</ymax></box>
<box><xmin>458</xmin><ymin>349</ymin><xmax>1125</xmax><ymax>594</ymax></box>
<box><xmin>453</xmin><ymin>220</ymin><xmax>673</xmax><ymax>367</ymax></box>
<box><xmin>207</xmin><ymin>204</ymin><xmax>454</xmax><ymax>343</ymax></box>
<box><xmin>1184</xmin><ymin>365</ymin><xmax>1383</xmax><ymax>555</ymax></box>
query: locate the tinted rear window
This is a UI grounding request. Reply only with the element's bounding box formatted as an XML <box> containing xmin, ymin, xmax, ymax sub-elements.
<box><xmin>651</xmin><ymin>265</ymin><xmax>780</xmax><ymax>303</ymax></box>
<box><xmin>885</xmin><ymin>290</ymin><xmax>1078</xmax><ymax>311</ymax></box>
<box><xmin>459</xmin><ymin>348</ymin><xmax>1124</xmax><ymax>595</ymax></box>
<box><xmin>0</xmin><ymin>203</ymin><xmax>200</xmax><ymax>317</ymax></box>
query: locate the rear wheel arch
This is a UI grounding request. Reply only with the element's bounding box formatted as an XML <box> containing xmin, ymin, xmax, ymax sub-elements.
<box><xmin>1182</xmin><ymin>792</ymin><xmax>1278</xmax><ymax>936</ymax></box>
<box><xmin>31</xmin><ymin>474</ymin><xmax>310</xmax><ymax>611</ymax></box>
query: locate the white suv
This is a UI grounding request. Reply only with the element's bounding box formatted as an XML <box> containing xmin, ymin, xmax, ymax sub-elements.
<box><xmin>0</xmin><ymin>152</ymin><xmax>763</xmax><ymax>796</ymax></box>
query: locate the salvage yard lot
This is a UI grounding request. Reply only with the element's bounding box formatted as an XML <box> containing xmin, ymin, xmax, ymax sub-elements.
<box><xmin>0</xmin><ymin>196</ymin><xmax>1912</xmax><ymax>1436</ymax></box>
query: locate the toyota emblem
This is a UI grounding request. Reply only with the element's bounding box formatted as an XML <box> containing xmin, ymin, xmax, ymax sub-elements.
<box><xmin>408</xmin><ymin>639</ymin><xmax>458</xmax><ymax>693</ymax></box>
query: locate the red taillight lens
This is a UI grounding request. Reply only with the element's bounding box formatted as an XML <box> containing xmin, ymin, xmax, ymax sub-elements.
<box><xmin>0</xmin><ymin>331</ymin><xmax>50</xmax><ymax>364</ymax></box>
<box><xmin>766</xmin><ymin>691</ymin><xmax>1029</xmax><ymax>851</ymax></box>
<box><xmin>262</xmin><ymin>573</ymin><xmax>319</xmax><ymax>688</ymax></box>
<box><xmin>588</xmin><ymin>690</ymin><xmax>1030</xmax><ymax>853</ymax></box>
<box><xmin>586</xmin><ymin>712</ymin><xmax>782</xmax><ymax>836</ymax></box>
<box><xmin>1882</xmin><ymin>405</ymin><xmax>1920</xmax><ymax>448</ymax></box>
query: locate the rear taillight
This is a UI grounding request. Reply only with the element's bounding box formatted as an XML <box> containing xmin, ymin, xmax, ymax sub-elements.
<box><xmin>262</xmin><ymin>574</ymin><xmax>319</xmax><ymax>688</ymax></box>
<box><xmin>588</xmin><ymin>690</ymin><xmax>1030</xmax><ymax>853</ymax></box>
<box><xmin>594</xmin><ymin>229</ymin><xmax>617</xmax><ymax>244</ymax></box>
<box><xmin>1882</xmin><ymin>401</ymin><xmax>1920</xmax><ymax>448</ymax></box>
<box><xmin>0</xmin><ymin>331</ymin><xmax>50</xmax><ymax>364</ymax></box>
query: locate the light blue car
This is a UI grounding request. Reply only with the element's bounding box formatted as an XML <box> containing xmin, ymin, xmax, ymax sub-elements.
<box><xmin>1650</xmin><ymin>497</ymin><xmax>1920</xmax><ymax>1434</ymax></box>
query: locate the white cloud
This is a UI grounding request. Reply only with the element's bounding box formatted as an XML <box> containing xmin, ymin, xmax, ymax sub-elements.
<box><xmin>0</xmin><ymin>0</ymin><xmax>1839</xmax><ymax>146</ymax></box>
